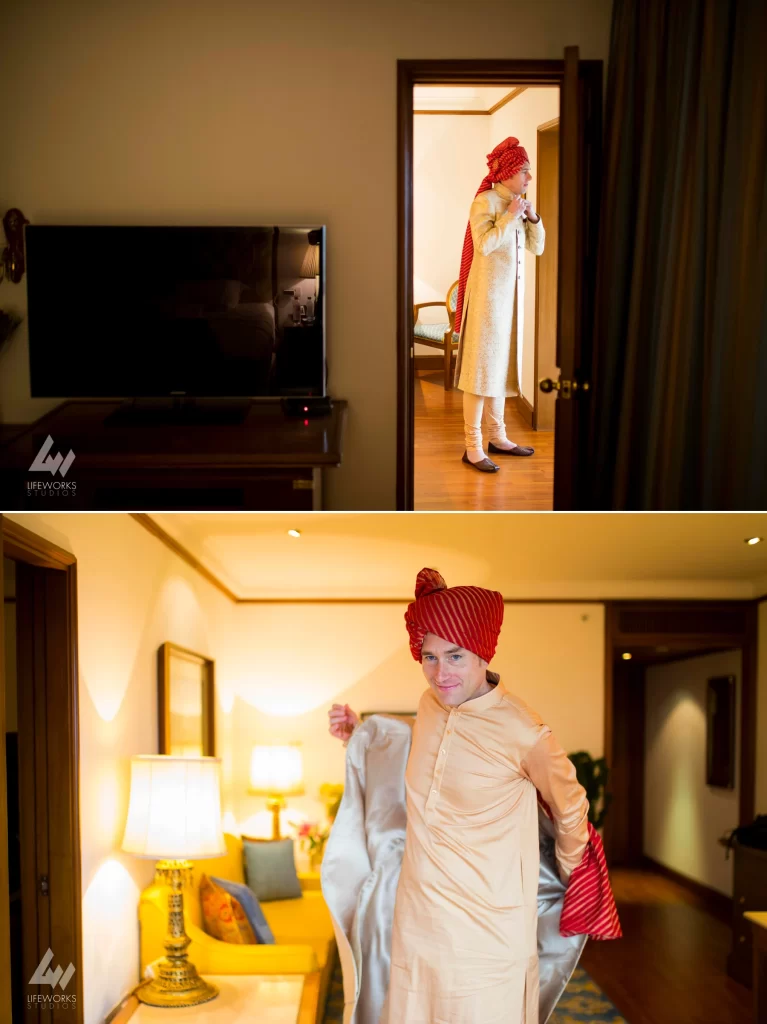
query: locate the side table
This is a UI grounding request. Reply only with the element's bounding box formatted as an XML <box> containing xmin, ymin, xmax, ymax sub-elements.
<box><xmin>129</xmin><ymin>975</ymin><xmax>304</xmax><ymax>1023</ymax></box>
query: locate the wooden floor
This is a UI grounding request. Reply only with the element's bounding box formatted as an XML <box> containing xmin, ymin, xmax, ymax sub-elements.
<box><xmin>414</xmin><ymin>371</ymin><xmax>555</xmax><ymax>511</ymax></box>
<box><xmin>580</xmin><ymin>869</ymin><xmax>752</xmax><ymax>1024</ymax></box>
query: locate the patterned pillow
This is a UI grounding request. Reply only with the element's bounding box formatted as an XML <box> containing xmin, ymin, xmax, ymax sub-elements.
<box><xmin>199</xmin><ymin>873</ymin><xmax>258</xmax><ymax>944</ymax></box>
<box><xmin>210</xmin><ymin>875</ymin><xmax>275</xmax><ymax>944</ymax></box>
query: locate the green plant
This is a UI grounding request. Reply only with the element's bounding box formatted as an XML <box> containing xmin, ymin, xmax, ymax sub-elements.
<box><xmin>567</xmin><ymin>751</ymin><xmax>611</xmax><ymax>829</ymax></box>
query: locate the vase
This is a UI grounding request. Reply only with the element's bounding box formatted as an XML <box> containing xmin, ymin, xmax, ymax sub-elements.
<box><xmin>309</xmin><ymin>848</ymin><xmax>324</xmax><ymax>871</ymax></box>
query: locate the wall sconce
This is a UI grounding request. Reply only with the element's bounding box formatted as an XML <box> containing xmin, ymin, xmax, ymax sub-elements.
<box><xmin>1</xmin><ymin>208</ymin><xmax>29</xmax><ymax>285</ymax></box>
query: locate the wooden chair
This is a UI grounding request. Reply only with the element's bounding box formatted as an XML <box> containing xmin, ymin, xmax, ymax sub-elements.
<box><xmin>413</xmin><ymin>280</ymin><xmax>460</xmax><ymax>390</ymax></box>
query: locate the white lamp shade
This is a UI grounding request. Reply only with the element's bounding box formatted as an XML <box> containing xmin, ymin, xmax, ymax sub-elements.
<box><xmin>300</xmin><ymin>245</ymin><xmax>320</xmax><ymax>279</ymax></box>
<box><xmin>249</xmin><ymin>745</ymin><xmax>305</xmax><ymax>796</ymax></box>
<box><xmin>121</xmin><ymin>755</ymin><xmax>226</xmax><ymax>860</ymax></box>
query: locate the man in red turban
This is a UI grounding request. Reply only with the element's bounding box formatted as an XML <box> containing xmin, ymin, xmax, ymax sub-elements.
<box><xmin>327</xmin><ymin>568</ymin><xmax>620</xmax><ymax>1024</ymax></box>
<box><xmin>453</xmin><ymin>137</ymin><xmax>546</xmax><ymax>474</ymax></box>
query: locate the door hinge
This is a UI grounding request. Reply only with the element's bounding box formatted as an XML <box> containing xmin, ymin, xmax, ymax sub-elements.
<box><xmin>39</xmin><ymin>875</ymin><xmax>49</xmax><ymax>896</ymax></box>
<box><xmin>539</xmin><ymin>377</ymin><xmax>591</xmax><ymax>399</ymax></box>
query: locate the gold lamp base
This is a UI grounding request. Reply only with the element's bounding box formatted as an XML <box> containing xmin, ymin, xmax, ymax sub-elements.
<box><xmin>137</xmin><ymin>971</ymin><xmax>218</xmax><ymax>1009</ymax></box>
<box><xmin>139</xmin><ymin>859</ymin><xmax>219</xmax><ymax>1009</ymax></box>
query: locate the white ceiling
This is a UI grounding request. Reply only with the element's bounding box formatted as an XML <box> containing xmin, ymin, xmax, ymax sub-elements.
<box><xmin>149</xmin><ymin>514</ymin><xmax>767</xmax><ymax>601</ymax></box>
<box><xmin>413</xmin><ymin>85</ymin><xmax>519</xmax><ymax>112</ymax></box>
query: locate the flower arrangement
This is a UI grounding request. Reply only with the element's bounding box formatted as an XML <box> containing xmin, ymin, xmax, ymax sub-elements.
<box><xmin>291</xmin><ymin>820</ymin><xmax>330</xmax><ymax>869</ymax></box>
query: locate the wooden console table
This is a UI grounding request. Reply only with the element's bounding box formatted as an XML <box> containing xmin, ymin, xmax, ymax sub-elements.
<box><xmin>745</xmin><ymin>912</ymin><xmax>767</xmax><ymax>1024</ymax></box>
<box><xmin>0</xmin><ymin>399</ymin><xmax>346</xmax><ymax>511</ymax></box>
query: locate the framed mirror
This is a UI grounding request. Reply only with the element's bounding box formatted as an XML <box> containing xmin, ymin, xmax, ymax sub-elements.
<box><xmin>706</xmin><ymin>674</ymin><xmax>736</xmax><ymax>789</ymax></box>
<box><xmin>158</xmin><ymin>642</ymin><xmax>215</xmax><ymax>756</ymax></box>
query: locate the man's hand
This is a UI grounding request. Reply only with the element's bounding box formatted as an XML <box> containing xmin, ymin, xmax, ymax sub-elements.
<box><xmin>328</xmin><ymin>703</ymin><xmax>360</xmax><ymax>743</ymax></box>
<box><xmin>506</xmin><ymin>196</ymin><xmax>527</xmax><ymax>219</ymax></box>
<box><xmin>522</xmin><ymin>200</ymin><xmax>540</xmax><ymax>223</ymax></box>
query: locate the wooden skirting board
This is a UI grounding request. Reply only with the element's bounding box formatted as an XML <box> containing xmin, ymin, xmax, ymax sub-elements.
<box><xmin>642</xmin><ymin>855</ymin><xmax>732</xmax><ymax>924</ymax></box>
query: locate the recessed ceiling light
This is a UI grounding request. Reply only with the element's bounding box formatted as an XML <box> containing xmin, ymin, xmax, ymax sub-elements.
<box><xmin>622</xmin><ymin>652</ymin><xmax>632</xmax><ymax>661</ymax></box>
<box><xmin>287</xmin><ymin>529</ymin><xmax>301</xmax><ymax>539</ymax></box>
<box><xmin>745</xmin><ymin>537</ymin><xmax>763</xmax><ymax>546</ymax></box>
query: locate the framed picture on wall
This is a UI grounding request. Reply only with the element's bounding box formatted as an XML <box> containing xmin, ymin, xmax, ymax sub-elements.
<box><xmin>158</xmin><ymin>642</ymin><xmax>215</xmax><ymax>757</ymax></box>
<box><xmin>706</xmin><ymin>674</ymin><xmax>736</xmax><ymax>789</ymax></box>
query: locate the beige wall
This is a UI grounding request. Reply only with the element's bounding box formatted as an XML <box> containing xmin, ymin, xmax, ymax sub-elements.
<box><xmin>3</xmin><ymin>512</ymin><xmax>234</xmax><ymax>1024</ymax></box>
<box><xmin>0</xmin><ymin>0</ymin><xmax>613</xmax><ymax>509</ymax></box>
<box><xmin>644</xmin><ymin>650</ymin><xmax>742</xmax><ymax>897</ymax></box>
<box><xmin>491</xmin><ymin>88</ymin><xmax>560</xmax><ymax>403</ymax></box>
<box><xmin>757</xmin><ymin>600</ymin><xmax>767</xmax><ymax>814</ymax></box>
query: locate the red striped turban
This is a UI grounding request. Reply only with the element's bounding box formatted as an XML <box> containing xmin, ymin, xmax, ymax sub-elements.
<box><xmin>405</xmin><ymin>568</ymin><xmax>504</xmax><ymax>664</ymax></box>
<box><xmin>454</xmin><ymin>137</ymin><xmax>530</xmax><ymax>338</ymax></box>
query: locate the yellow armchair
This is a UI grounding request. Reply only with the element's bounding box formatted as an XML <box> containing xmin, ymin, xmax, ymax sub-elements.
<box><xmin>138</xmin><ymin>834</ymin><xmax>336</xmax><ymax>1024</ymax></box>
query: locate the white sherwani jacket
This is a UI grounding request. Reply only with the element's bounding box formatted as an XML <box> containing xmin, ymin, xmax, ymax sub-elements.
<box><xmin>455</xmin><ymin>183</ymin><xmax>545</xmax><ymax>397</ymax></box>
<box><xmin>321</xmin><ymin>688</ymin><xmax>589</xmax><ymax>1024</ymax></box>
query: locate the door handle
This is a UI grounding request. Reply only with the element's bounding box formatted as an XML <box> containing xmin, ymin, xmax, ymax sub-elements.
<box><xmin>539</xmin><ymin>377</ymin><xmax>591</xmax><ymax>399</ymax></box>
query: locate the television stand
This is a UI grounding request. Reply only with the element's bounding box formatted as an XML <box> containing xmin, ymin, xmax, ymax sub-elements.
<box><xmin>104</xmin><ymin>397</ymin><xmax>252</xmax><ymax>427</ymax></box>
<box><xmin>0</xmin><ymin>398</ymin><xmax>346</xmax><ymax>510</ymax></box>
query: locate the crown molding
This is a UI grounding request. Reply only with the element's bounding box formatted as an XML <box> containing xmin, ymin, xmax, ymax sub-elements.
<box><xmin>130</xmin><ymin>515</ymin><xmax>767</xmax><ymax>608</ymax></box>
<box><xmin>414</xmin><ymin>86</ymin><xmax>526</xmax><ymax>115</ymax></box>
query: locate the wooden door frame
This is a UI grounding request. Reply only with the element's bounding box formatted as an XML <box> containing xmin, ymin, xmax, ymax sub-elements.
<box><xmin>396</xmin><ymin>57</ymin><xmax>603</xmax><ymax>510</ymax></box>
<box><xmin>0</xmin><ymin>514</ymin><xmax>82</xmax><ymax>1022</ymax></box>
<box><xmin>602</xmin><ymin>599</ymin><xmax>759</xmax><ymax>868</ymax></box>
<box><xmin>533</xmin><ymin>117</ymin><xmax>560</xmax><ymax>431</ymax></box>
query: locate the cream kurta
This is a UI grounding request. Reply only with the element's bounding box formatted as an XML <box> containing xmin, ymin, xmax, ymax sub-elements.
<box><xmin>385</xmin><ymin>680</ymin><xmax>589</xmax><ymax>1024</ymax></box>
<box><xmin>455</xmin><ymin>183</ymin><xmax>545</xmax><ymax>397</ymax></box>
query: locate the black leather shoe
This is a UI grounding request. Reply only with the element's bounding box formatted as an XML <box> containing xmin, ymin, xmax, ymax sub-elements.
<box><xmin>487</xmin><ymin>442</ymin><xmax>535</xmax><ymax>456</ymax></box>
<box><xmin>462</xmin><ymin>451</ymin><xmax>500</xmax><ymax>473</ymax></box>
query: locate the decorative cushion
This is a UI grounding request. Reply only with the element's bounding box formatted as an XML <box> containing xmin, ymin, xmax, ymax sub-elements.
<box><xmin>211</xmin><ymin>875</ymin><xmax>275</xmax><ymax>944</ymax></box>
<box><xmin>243</xmin><ymin>837</ymin><xmax>302</xmax><ymax>902</ymax></box>
<box><xmin>414</xmin><ymin>322</ymin><xmax>459</xmax><ymax>344</ymax></box>
<box><xmin>199</xmin><ymin>873</ymin><xmax>258</xmax><ymax>944</ymax></box>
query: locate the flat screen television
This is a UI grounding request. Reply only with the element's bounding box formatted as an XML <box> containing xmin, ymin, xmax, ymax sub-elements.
<box><xmin>25</xmin><ymin>225</ymin><xmax>326</xmax><ymax>404</ymax></box>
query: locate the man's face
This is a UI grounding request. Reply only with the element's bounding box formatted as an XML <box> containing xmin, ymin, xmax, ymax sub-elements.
<box><xmin>421</xmin><ymin>632</ymin><xmax>491</xmax><ymax>708</ymax></box>
<box><xmin>502</xmin><ymin>162</ymin><xmax>532</xmax><ymax>195</ymax></box>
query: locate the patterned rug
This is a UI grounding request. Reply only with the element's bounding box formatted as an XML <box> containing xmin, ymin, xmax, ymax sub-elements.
<box><xmin>323</xmin><ymin>964</ymin><xmax>628</xmax><ymax>1023</ymax></box>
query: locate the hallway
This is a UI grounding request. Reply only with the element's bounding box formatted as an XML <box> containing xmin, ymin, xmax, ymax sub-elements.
<box><xmin>580</xmin><ymin>869</ymin><xmax>752</xmax><ymax>1024</ymax></box>
<box><xmin>413</xmin><ymin>370</ymin><xmax>555</xmax><ymax>510</ymax></box>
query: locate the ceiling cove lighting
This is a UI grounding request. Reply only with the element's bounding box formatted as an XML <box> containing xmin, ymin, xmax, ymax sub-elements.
<box><xmin>288</xmin><ymin>529</ymin><xmax>301</xmax><ymax>539</ymax></box>
<box><xmin>745</xmin><ymin>537</ymin><xmax>763</xmax><ymax>546</ymax></box>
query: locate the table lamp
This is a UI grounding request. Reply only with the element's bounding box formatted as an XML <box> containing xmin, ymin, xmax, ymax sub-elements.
<box><xmin>122</xmin><ymin>755</ymin><xmax>227</xmax><ymax>1008</ymax></box>
<box><xmin>248</xmin><ymin>744</ymin><xmax>305</xmax><ymax>840</ymax></box>
<box><xmin>300</xmin><ymin>243</ymin><xmax>320</xmax><ymax>319</ymax></box>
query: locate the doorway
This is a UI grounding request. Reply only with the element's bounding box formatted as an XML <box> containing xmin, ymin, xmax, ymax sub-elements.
<box><xmin>0</xmin><ymin>517</ymin><xmax>83</xmax><ymax>1023</ymax></box>
<box><xmin>603</xmin><ymin>599</ymin><xmax>758</xmax><ymax>867</ymax></box>
<box><xmin>410</xmin><ymin>83</ymin><xmax>559</xmax><ymax>511</ymax></box>
<box><xmin>397</xmin><ymin>54</ymin><xmax>603</xmax><ymax>511</ymax></box>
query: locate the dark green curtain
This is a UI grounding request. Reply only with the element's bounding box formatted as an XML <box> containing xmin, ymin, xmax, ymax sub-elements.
<box><xmin>587</xmin><ymin>0</ymin><xmax>767</xmax><ymax>509</ymax></box>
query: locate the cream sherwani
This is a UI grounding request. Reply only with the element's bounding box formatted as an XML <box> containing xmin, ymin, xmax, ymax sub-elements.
<box><xmin>384</xmin><ymin>680</ymin><xmax>589</xmax><ymax>1024</ymax></box>
<box><xmin>455</xmin><ymin>183</ymin><xmax>545</xmax><ymax>397</ymax></box>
